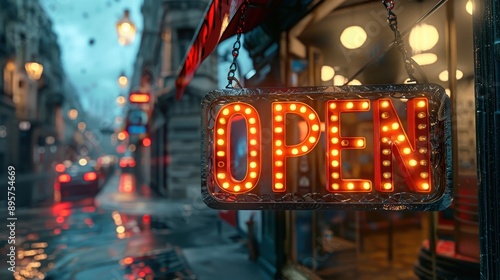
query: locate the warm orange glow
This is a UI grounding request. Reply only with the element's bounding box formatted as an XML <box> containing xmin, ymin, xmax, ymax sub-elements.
<box><xmin>272</xmin><ymin>102</ymin><xmax>321</xmax><ymax>192</ymax></box>
<box><xmin>142</xmin><ymin>137</ymin><xmax>151</xmax><ymax>147</ymax></box>
<box><xmin>374</xmin><ymin>98</ymin><xmax>431</xmax><ymax>192</ymax></box>
<box><xmin>83</xmin><ymin>172</ymin><xmax>97</xmax><ymax>181</ymax></box>
<box><xmin>116</xmin><ymin>225</ymin><xmax>125</xmax><ymax>234</ymax></box>
<box><xmin>58</xmin><ymin>174</ymin><xmax>71</xmax><ymax>183</ymax></box>
<box><xmin>117</xmin><ymin>131</ymin><xmax>128</xmax><ymax>141</ymax></box>
<box><xmin>116</xmin><ymin>10</ymin><xmax>136</xmax><ymax>45</ymax></box>
<box><xmin>129</xmin><ymin>93</ymin><xmax>150</xmax><ymax>103</ymax></box>
<box><xmin>25</xmin><ymin>61</ymin><xmax>44</xmax><ymax>80</ymax></box>
<box><xmin>214</xmin><ymin>103</ymin><xmax>261</xmax><ymax>193</ymax></box>
<box><xmin>212</xmin><ymin>97</ymin><xmax>434</xmax><ymax>195</ymax></box>
<box><xmin>326</xmin><ymin>100</ymin><xmax>372</xmax><ymax>192</ymax></box>
<box><xmin>55</xmin><ymin>164</ymin><xmax>66</xmax><ymax>173</ymax></box>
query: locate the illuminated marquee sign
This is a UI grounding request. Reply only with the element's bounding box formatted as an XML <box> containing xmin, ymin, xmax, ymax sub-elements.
<box><xmin>129</xmin><ymin>92</ymin><xmax>150</xmax><ymax>103</ymax></box>
<box><xmin>201</xmin><ymin>85</ymin><xmax>452</xmax><ymax>210</ymax></box>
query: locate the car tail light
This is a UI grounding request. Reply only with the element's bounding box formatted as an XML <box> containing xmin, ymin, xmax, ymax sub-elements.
<box><xmin>58</xmin><ymin>174</ymin><xmax>71</xmax><ymax>183</ymax></box>
<box><xmin>119</xmin><ymin>160</ymin><xmax>127</xmax><ymax>168</ymax></box>
<box><xmin>55</xmin><ymin>164</ymin><xmax>66</xmax><ymax>173</ymax></box>
<box><xmin>142</xmin><ymin>137</ymin><xmax>151</xmax><ymax>147</ymax></box>
<box><xmin>123</xmin><ymin>257</ymin><xmax>134</xmax><ymax>265</ymax></box>
<box><xmin>129</xmin><ymin>160</ymin><xmax>136</xmax><ymax>167</ymax></box>
<box><xmin>83</xmin><ymin>172</ymin><xmax>97</xmax><ymax>181</ymax></box>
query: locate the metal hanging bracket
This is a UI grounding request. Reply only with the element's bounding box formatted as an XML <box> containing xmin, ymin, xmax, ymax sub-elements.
<box><xmin>382</xmin><ymin>0</ymin><xmax>419</xmax><ymax>83</ymax></box>
<box><xmin>226</xmin><ymin>0</ymin><xmax>249</xmax><ymax>89</ymax></box>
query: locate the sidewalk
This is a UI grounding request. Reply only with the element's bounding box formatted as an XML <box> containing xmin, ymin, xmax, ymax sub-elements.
<box><xmin>95</xmin><ymin>172</ymin><xmax>272</xmax><ymax>280</ymax></box>
<box><xmin>95</xmin><ymin>172</ymin><xmax>217</xmax><ymax>218</ymax></box>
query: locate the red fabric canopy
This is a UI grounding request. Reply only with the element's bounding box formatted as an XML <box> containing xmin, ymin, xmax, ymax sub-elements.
<box><xmin>175</xmin><ymin>0</ymin><xmax>272</xmax><ymax>99</ymax></box>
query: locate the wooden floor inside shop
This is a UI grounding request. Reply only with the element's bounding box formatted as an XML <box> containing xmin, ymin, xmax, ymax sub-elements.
<box><xmin>354</xmin><ymin>213</ymin><xmax>429</xmax><ymax>280</ymax></box>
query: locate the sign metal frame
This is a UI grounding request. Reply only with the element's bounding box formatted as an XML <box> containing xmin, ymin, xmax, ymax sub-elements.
<box><xmin>201</xmin><ymin>84</ymin><xmax>453</xmax><ymax>210</ymax></box>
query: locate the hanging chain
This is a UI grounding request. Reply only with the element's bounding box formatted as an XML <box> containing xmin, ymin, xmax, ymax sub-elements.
<box><xmin>382</xmin><ymin>0</ymin><xmax>418</xmax><ymax>83</ymax></box>
<box><xmin>226</xmin><ymin>0</ymin><xmax>249</xmax><ymax>89</ymax></box>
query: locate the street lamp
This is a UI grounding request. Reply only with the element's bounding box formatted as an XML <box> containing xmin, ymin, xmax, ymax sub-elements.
<box><xmin>118</xmin><ymin>72</ymin><xmax>129</xmax><ymax>88</ymax></box>
<box><xmin>68</xmin><ymin>109</ymin><xmax>78</xmax><ymax>120</ymax></box>
<box><xmin>116</xmin><ymin>9</ymin><xmax>136</xmax><ymax>45</ymax></box>
<box><xmin>25</xmin><ymin>61</ymin><xmax>44</xmax><ymax>80</ymax></box>
<box><xmin>78</xmin><ymin>122</ymin><xmax>86</xmax><ymax>131</ymax></box>
<box><xmin>116</xmin><ymin>95</ymin><xmax>127</xmax><ymax>106</ymax></box>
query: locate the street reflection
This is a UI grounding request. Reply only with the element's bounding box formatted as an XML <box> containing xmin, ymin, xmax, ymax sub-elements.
<box><xmin>119</xmin><ymin>173</ymin><xmax>136</xmax><ymax>193</ymax></box>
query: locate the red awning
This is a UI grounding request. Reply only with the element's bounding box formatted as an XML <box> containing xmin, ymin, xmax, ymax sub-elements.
<box><xmin>175</xmin><ymin>0</ymin><xmax>272</xmax><ymax>99</ymax></box>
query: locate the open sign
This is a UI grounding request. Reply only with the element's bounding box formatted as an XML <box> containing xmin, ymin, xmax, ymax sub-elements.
<box><xmin>201</xmin><ymin>85</ymin><xmax>452</xmax><ymax>210</ymax></box>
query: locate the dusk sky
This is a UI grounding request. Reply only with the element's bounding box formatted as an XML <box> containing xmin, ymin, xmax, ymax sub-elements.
<box><xmin>40</xmin><ymin>0</ymin><xmax>143</xmax><ymax>124</ymax></box>
<box><xmin>39</xmin><ymin>0</ymin><xmax>253</xmax><ymax>125</ymax></box>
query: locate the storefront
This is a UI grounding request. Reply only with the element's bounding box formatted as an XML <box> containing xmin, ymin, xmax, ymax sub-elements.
<box><xmin>176</xmin><ymin>0</ymin><xmax>498</xmax><ymax>278</ymax></box>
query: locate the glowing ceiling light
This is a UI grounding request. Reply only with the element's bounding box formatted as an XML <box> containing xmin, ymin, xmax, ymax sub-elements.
<box><xmin>409</xmin><ymin>23</ymin><xmax>439</xmax><ymax>52</ymax></box>
<box><xmin>347</xmin><ymin>79</ymin><xmax>362</xmax><ymax>85</ymax></box>
<box><xmin>411</xmin><ymin>53</ymin><xmax>438</xmax><ymax>66</ymax></box>
<box><xmin>466</xmin><ymin>0</ymin><xmax>473</xmax><ymax>15</ymax></box>
<box><xmin>438</xmin><ymin>70</ymin><xmax>464</xmax><ymax>82</ymax></box>
<box><xmin>321</xmin><ymin>65</ymin><xmax>335</xmax><ymax>81</ymax></box>
<box><xmin>340</xmin><ymin>26</ymin><xmax>367</xmax><ymax>49</ymax></box>
<box><xmin>333</xmin><ymin>75</ymin><xmax>347</xmax><ymax>85</ymax></box>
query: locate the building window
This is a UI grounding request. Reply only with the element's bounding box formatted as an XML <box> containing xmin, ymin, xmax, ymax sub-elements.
<box><xmin>3</xmin><ymin>61</ymin><xmax>15</xmax><ymax>97</ymax></box>
<box><xmin>177</xmin><ymin>28</ymin><xmax>194</xmax><ymax>59</ymax></box>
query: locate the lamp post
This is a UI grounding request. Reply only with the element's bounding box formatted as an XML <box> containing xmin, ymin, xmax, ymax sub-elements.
<box><xmin>116</xmin><ymin>9</ymin><xmax>136</xmax><ymax>46</ymax></box>
<box><xmin>25</xmin><ymin>61</ymin><xmax>44</xmax><ymax>80</ymax></box>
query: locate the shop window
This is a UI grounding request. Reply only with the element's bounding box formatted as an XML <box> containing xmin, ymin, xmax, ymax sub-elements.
<box><xmin>286</xmin><ymin>0</ymin><xmax>478</xmax><ymax>279</ymax></box>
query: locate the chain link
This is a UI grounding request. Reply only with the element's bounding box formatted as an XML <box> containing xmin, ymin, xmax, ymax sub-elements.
<box><xmin>226</xmin><ymin>0</ymin><xmax>249</xmax><ymax>88</ymax></box>
<box><xmin>382</xmin><ymin>0</ymin><xmax>418</xmax><ymax>83</ymax></box>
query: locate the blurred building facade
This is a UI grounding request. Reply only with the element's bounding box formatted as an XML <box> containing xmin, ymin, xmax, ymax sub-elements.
<box><xmin>0</xmin><ymin>0</ymin><xmax>81</xmax><ymax>206</ymax></box>
<box><xmin>130</xmin><ymin>0</ymin><xmax>217</xmax><ymax>199</ymax></box>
